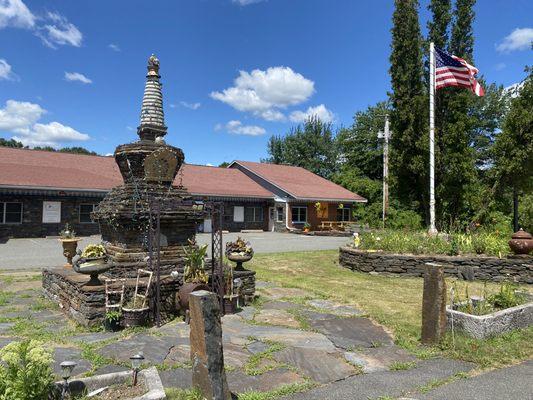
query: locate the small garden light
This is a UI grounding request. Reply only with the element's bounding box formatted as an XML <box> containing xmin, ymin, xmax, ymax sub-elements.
<box><xmin>60</xmin><ymin>361</ymin><xmax>77</xmax><ymax>399</ymax></box>
<box><xmin>130</xmin><ymin>353</ymin><xmax>145</xmax><ymax>386</ymax></box>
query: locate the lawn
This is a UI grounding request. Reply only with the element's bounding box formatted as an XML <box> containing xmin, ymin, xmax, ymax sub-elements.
<box><xmin>248</xmin><ymin>250</ymin><xmax>533</xmax><ymax>369</ymax></box>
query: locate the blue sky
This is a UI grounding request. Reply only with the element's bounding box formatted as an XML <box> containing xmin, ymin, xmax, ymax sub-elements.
<box><xmin>0</xmin><ymin>0</ymin><xmax>531</xmax><ymax>166</ymax></box>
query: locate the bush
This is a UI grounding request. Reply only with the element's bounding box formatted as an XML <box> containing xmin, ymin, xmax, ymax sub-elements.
<box><xmin>0</xmin><ymin>340</ymin><xmax>54</xmax><ymax>400</ymax></box>
<box><xmin>386</xmin><ymin>209</ymin><xmax>423</xmax><ymax>231</ymax></box>
<box><xmin>519</xmin><ymin>192</ymin><xmax>533</xmax><ymax>232</ymax></box>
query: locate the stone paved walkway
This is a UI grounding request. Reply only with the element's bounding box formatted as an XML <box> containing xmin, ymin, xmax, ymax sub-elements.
<box><xmin>1</xmin><ymin>272</ymin><xmax>531</xmax><ymax>399</ymax></box>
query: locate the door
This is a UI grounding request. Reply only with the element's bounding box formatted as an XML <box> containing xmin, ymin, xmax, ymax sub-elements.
<box><xmin>203</xmin><ymin>218</ymin><xmax>212</xmax><ymax>233</ymax></box>
<box><xmin>268</xmin><ymin>207</ymin><xmax>275</xmax><ymax>231</ymax></box>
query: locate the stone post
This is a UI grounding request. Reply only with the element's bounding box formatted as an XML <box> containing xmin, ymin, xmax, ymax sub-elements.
<box><xmin>421</xmin><ymin>263</ymin><xmax>447</xmax><ymax>344</ymax></box>
<box><xmin>189</xmin><ymin>290</ymin><xmax>231</xmax><ymax>400</ymax></box>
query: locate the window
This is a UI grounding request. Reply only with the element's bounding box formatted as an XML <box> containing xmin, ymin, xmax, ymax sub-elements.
<box><xmin>291</xmin><ymin>206</ymin><xmax>307</xmax><ymax>223</ymax></box>
<box><xmin>245</xmin><ymin>207</ymin><xmax>263</xmax><ymax>222</ymax></box>
<box><xmin>276</xmin><ymin>207</ymin><xmax>284</xmax><ymax>222</ymax></box>
<box><xmin>233</xmin><ymin>206</ymin><xmax>244</xmax><ymax>222</ymax></box>
<box><xmin>337</xmin><ymin>207</ymin><xmax>351</xmax><ymax>222</ymax></box>
<box><xmin>1</xmin><ymin>202</ymin><xmax>22</xmax><ymax>224</ymax></box>
<box><xmin>79</xmin><ymin>204</ymin><xmax>96</xmax><ymax>223</ymax></box>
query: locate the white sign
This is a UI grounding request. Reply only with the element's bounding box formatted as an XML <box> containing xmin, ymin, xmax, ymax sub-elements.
<box><xmin>233</xmin><ymin>206</ymin><xmax>244</xmax><ymax>222</ymax></box>
<box><xmin>42</xmin><ymin>201</ymin><xmax>61</xmax><ymax>223</ymax></box>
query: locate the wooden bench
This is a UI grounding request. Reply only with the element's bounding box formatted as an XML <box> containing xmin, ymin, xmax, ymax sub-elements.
<box><xmin>319</xmin><ymin>221</ymin><xmax>347</xmax><ymax>231</ymax></box>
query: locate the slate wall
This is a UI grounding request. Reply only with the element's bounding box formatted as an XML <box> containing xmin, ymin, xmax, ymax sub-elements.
<box><xmin>339</xmin><ymin>247</ymin><xmax>533</xmax><ymax>284</ymax></box>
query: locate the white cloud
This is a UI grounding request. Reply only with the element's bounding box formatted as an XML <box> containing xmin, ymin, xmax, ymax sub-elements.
<box><xmin>504</xmin><ymin>82</ymin><xmax>525</xmax><ymax>99</ymax></box>
<box><xmin>217</xmin><ymin>120</ymin><xmax>266</xmax><ymax>136</ymax></box>
<box><xmin>0</xmin><ymin>58</ymin><xmax>16</xmax><ymax>80</ymax></box>
<box><xmin>232</xmin><ymin>0</ymin><xmax>266</xmax><ymax>5</ymax></box>
<box><xmin>496</xmin><ymin>28</ymin><xmax>533</xmax><ymax>53</ymax></box>
<box><xmin>0</xmin><ymin>2</ymin><xmax>81</xmax><ymax>48</ymax></box>
<box><xmin>0</xmin><ymin>99</ymin><xmax>89</xmax><ymax>147</ymax></box>
<box><xmin>0</xmin><ymin>100</ymin><xmax>45</xmax><ymax>133</ymax></box>
<box><xmin>64</xmin><ymin>71</ymin><xmax>92</xmax><ymax>84</ymax></box>
<box><xmin>494</xmin><ymin>62</ymin><xmax>506</xmax><ymax>71</ymax></box>
<box><xmin>37</xmin><ymin>12</ymin><xmax>82</xmax><ymax>48</ymax></box>
<box><xmin>289</xmin><ymin>104</ymin><xmax>335</xmax><ymax>123</ymax></box>
<box><xmin>0</xmin><ymin>0</ymin><xmax>35</xmax><ymax>29</ymax></box>
<box><xmin>179</xmin><ymin>101</ymin><xmax>201</xmax><ymax>110</ymax></box>
<box><xmin>211</xmin><ymin>66</ymin><xmax>314</xmax><ymax>121</ymax></box>
<box><xmin>108</xmin><ymin>43</ymin><xmax>120</xmax><ymax>52</ymax></box>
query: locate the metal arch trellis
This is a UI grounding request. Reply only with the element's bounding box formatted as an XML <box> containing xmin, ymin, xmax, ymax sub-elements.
<box><xmin>147</xmin><ymin>197</ymin><xmax>226</xmax><ymax>326</ymax></box>
<box><xmin>205</xmin><ymin>201</ymin><xmax>225</xmax><ymax>314</ymax></box>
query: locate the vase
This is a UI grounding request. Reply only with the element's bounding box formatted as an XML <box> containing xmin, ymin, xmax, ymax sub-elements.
<box><xmin>508</xmin><ymin>229</ymin><xmax>533</xmax><ymax>255</ymax></box>
<box><xmin>59</xmin><ymin>238</ymin><xmax>81</xmax><ymax>268</ymax></box>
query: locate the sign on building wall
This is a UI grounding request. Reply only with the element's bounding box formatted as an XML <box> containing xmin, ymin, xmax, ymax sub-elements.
<box><xmin>233</xmin><ymin>206</ymin><xmax>244</xmax><ymax>222</ymax></box>
<box><xmin>42</xmin><ymin>201</ymin><xmax>61</xmax><ymax>223</ymax></box>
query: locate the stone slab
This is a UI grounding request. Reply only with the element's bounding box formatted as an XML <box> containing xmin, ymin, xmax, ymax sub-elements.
<box><xmin>260</xmin><ymin>287</ymin><xmax>310</xmax><ymax>300</ymax></box>
<box><xmin>227</xmin><ymin>368</ymin><xmax>306</xmax><ymax>393</ymax></box>
<box><xmin>273</xmin><ymin>347</ymin><xmax>357</xmax><ymax>384</ymax></box>
<box><xmin>254</xmin><ymin>309</ymin><xmax>300</xmax><ymax>328</ymax></box>
<box><xmin>222</xmin><ymin>316</ymin><xmax>336</xmax><ymax>352</ymax></box>
<box><xmin>303</xmin><ymin>311</ymin><xmax>393</xmax><ymax>349</ymax></box>
<box><xmin>159</xmin><ymin>368</ymin><xmax>193</xmax><ymax>389</ymax></box>
<box><xmin>53</xmin><ymin>347</ymin><xmax>92</xmax><ymax>378</ymax></box>
<box><xmin>306</xmin><ymin>299</ymin><xmax>362</xmax><ymax>317</ymax></box>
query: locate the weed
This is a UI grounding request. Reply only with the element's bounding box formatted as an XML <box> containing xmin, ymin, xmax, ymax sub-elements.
<box><xmin>389</xmin><ymin>361</ymin><xmax>416</xmax><ymax>371</ymax></box>
<box><xmin>237</xmin><ymin>381</ymin><xmax>316</xmax><ymax>400</ymax></box>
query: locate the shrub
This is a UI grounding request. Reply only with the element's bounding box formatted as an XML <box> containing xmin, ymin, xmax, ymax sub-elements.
<box><xmin>0</xmin><ymin>340</ymin><xmax>54</xmax><ymax>400</ymax></box>
<box><xmin>386</xmin><ymin>209</ymin><xmax>422</xmax><ymax>231</ymax></box>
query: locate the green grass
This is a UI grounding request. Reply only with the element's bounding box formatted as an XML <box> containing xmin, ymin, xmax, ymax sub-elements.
<box><xmin>0</xmin><ymin>291</ymin><xmax>12</xmax><ymax>306</ymax></box>
<box><xmin>389</xmin><ymin>361</ymin><xmax>416</xmax><ymax>371</ymax></box>
<box><xmin>243</xmin><ymin>340</ymin><xmax>286</xmax><ymax>376</ymax></box>
<box><xmin>237</xmin><ymin>381</ymin><xmax>316</xmax><ymax>400</ymax></box>
<box><xmin>165</xmin><ymin>388</ymin><xmax>203</xmax><ymax>400</ymax></box>
<box><xmin>248</xmin><ymin>250</ymin><xmax>533</xmax><ymax>368</ymax></box>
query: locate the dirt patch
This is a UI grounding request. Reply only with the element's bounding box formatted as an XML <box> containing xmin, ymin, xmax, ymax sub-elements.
<box><xmin>91</xmin><ymin>382</ymin><xmax>146</xmax><ymax>399</ymax></box>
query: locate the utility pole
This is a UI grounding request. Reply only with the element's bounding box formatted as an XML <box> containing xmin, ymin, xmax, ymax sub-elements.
<box><xmin>378</xmin><ymin>115</ymin><xmax>392</xmax><ymax>228</ymax></box>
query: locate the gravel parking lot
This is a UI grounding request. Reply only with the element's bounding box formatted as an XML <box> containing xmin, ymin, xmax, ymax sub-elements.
<box><xmin>0</xmin><ymin>232</ymin><xmax>349</xmax><ymax>270</ymax></box>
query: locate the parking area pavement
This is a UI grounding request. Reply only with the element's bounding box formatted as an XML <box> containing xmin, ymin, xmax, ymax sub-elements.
<box><xmin>0</xmin><ymin>232</ymin><xmax>349</xmax><ymax>270</ymax></box>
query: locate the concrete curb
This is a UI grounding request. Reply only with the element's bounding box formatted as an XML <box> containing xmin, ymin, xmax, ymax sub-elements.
<box><xmin>446</xmin><ymin>301</ymin><xmax>533</xmax><ymax>339</ymax></box>
<box><xmin>57</xmin><ymin>367</ymin><xmax>166</xmax><ymax>400</ymax></box>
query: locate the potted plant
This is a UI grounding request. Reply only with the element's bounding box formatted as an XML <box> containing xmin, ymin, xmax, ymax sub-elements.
<box><xmin>303</xmin><ymin>222</ymin><xmax>311</xmax><ymax>233</ymax></box>
<box><xmin>103</xmin><ymin>310</ymin><xmax>122</xmax><ymax>332</ymax></box>
<box><xmin>178</xmin><ymin>239</ymin><xmax>210</xmax><ymax>314</ymax></box>
<box><xmin>72</xmin><ymin>244</ymin><xmax>112</xmax><ymax>286</ymax></box>
<box><xmin>225</xmin><ymin>237</ymin><xmax>254</xmax><ymax>271</ymax></box>
<box><xmin>223</xmin><ymin>264</ymin><xmax>238</xmax><ymax>314</ymax></box>
<box><xmin>122</xmin><ymin>298</ymin><xmax>150</xmax><ymax>328</ymax></box>
<box><xmin>58</xmin><ymin>224</ymin><xmax>81</xmax><ymax>267</ymax></box>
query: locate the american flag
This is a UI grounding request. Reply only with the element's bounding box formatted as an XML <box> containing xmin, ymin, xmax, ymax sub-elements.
<box><xmin>435</xmin><ymin>47</ymin><xmax>484</xmax><ymax>97</ymax></box>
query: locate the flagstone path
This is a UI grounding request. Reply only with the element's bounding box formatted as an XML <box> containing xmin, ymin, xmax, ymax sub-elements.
<box><xmin>1</xmin><ymin>273</ymin><xmax>530</xmax><ymax>399</ymax></box>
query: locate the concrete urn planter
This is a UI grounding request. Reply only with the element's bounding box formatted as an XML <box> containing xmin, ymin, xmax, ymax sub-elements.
<box><xmin>59</xmin><ymin>238</ymin><xmax>81</xmax><ymax>267</ymax></box>
<box><xmin>508</xmin><ymin>229</ymin><xmax>533</xmax><ymax>255</ymax></box>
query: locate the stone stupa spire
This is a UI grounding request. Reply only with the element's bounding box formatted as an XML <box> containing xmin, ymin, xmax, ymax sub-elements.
<box><xmin>137</xmin><ymin>54</ymin><xmax>167</xmax><ymax>141</ymax></box>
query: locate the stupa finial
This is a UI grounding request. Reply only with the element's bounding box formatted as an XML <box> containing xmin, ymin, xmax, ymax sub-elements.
<box><xmin>137</xmin><ymin>54</ymin><xmax>167</xmax><ymax>141</ymax></box>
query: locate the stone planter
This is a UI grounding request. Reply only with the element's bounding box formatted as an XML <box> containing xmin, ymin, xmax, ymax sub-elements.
<box><xmin>509</xmin><ymin>229</ymin><xmax>533</xmax><ymax>255</ymax></box>
<box><xmin>59</xmin><ymin>367</ymin><xmax>165</xmax><ymax>400</ymax></box>
<box><xmin>446</xmin><ymin>301</ymin><xmax>533</xmax><ymax>339</ymax></box>
<box><xmin>178</xmin><ymin>282</ymin><xmax>210</xmax><ymax>313</ymax></box>
<box><xmin>227</xmin><ymin>252</ymin><xmax>253</xmax><ymax>271</ymax></box>
<box><xmin>73</xmin><ymin>256</ymin><xmax>112</xmax><ymax>286</ymax></box>
<box><xmin>59</xmin><ymin>238</ymin><xmax>81</xmax><ymax>267</ymax></box>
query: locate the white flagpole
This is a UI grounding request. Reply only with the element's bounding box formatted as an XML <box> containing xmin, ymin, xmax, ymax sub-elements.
<box><xmin>429</xmin><ymin>42</ymin><xmax>437</xmax><ymax>235</ymax></box>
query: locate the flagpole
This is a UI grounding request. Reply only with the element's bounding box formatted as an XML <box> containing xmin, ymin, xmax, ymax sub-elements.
<box><xmin>429</xmin><ymin>42</ymin><xmax>437</xmax><ymax>235</ymax></box>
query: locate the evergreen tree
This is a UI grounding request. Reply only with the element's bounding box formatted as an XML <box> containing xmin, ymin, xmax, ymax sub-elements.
<box><xmin>389</xmin><ymin>0</ymin><xmax>427</xmax><ymax>215</ymax></box>
<box><xmin>435</xmin><ymin>0</ymin><xmax>478</xmax><ymax>229</ymax></box>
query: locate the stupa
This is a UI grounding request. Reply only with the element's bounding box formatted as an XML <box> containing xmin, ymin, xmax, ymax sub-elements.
<box><xmin>93</xmin><ymin>54</ymin><xmax>203</xmax><ymax>278</ymax></box>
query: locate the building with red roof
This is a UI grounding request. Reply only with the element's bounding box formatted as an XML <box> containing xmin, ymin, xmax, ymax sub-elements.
<box><xmin>0</xmin><ymin>146</ymin><xmax>365</xmax><ymax>237</ymax></box>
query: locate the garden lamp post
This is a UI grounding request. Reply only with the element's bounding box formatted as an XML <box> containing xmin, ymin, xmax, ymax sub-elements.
<box><xmin>60</xmin><ymin>361</ymin><xmax>77</xmax><ymax>399</ymax></box>
<box><xmin>130</xmin><ymin>353</ymin><xmax>145</xmax><ymax>386</ymax></box>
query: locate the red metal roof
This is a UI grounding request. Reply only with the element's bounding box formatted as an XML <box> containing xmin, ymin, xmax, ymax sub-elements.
<box><xmin>233</xmin><ymin>160</ymin><xmax>366</xmax><ymax>202</ymax></box>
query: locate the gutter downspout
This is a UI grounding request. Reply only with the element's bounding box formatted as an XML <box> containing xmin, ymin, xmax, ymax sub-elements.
<box><xmin>285</xmin><ymin>202</ymin><xmax>297</xmax><ymax>232</ymax></box>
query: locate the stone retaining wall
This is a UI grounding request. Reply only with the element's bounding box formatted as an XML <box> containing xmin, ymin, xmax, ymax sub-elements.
<box><xmin>339</xmin><ymin>247</ymin><xmax>533</xmax><ymax>284</ymax></box>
